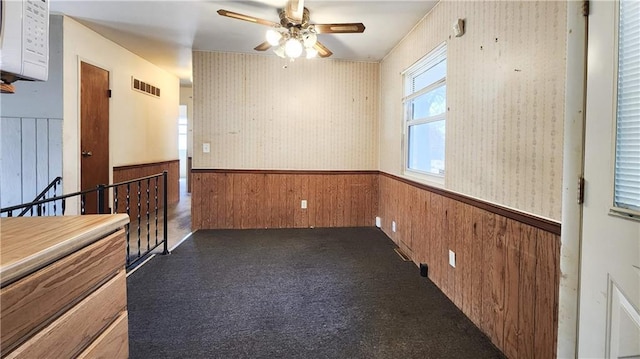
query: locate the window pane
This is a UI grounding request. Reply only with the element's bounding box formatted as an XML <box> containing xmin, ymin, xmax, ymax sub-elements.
<box><xmin>408</xmin><ymin>120</ymin><xmax>445</xmax><ymax>175</ymax></box>
<box><xmin>412</xmin><ymin>59</ymin><xmax>446</xmax><ymax>93</ymax></box>
<box><xmin>411</xmin><ymin>85</ymin><xmax>446</xmax><ymax>120</ymax></box>
<box><xmin>178</xmin><ymin>134</ymin><xmax>187</xmax><ymax>150</ymax></box>
<box><xmin>179</xmin><ymin>105</ymin><xmax>188</xmax><ymax>120</ymax></box>
<box><xmin>614</xmin><ymin>0</ymin><xmax>640</xmax><ymax>212</ymax></box>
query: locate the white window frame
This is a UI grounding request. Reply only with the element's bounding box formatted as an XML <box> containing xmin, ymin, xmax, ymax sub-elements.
<box><xmin>402</xmin><ymin>42</ymin><xmax>447</xmax><ymax>186</ymax></box>
<box><xmin>610</xmin><ymin>0</ymin><xmax>640</xmax><ymax>221</ymax></box>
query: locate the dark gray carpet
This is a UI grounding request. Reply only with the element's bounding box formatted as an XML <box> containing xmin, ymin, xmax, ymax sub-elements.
<box><xmin>127</xmin><ymin>227</ymin><xmax>505</xmax><ymax>359</ymax></box>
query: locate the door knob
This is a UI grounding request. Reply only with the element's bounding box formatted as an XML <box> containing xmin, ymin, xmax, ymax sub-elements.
<box><xmin>82</xmin><ymin>151</ymin><xmax>93</xmax><ymax>157</ymax></box>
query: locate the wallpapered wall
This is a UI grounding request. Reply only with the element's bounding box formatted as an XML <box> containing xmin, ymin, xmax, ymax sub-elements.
<box><xmin>192</xmin><ymin>52</ymin><xmax>379</xmax><ymax>170</ymax></box>
<box><xmin>380</xmin><ymin>1</ymin><xmax>567</xmax><ymax>221</ymax></box>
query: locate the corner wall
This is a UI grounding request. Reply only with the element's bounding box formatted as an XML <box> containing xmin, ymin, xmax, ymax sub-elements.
<box><xmin>377</xmin><ymin>1</ymin><xmax>567</xmax><ymax>358</ymax></box>
<box><xmin>62</xmin><ymin>16</ymin><xmax>180</xmax><ymax>203</ymax></box>
<box><xmin>380</xmin><ymin>1</ymin><xmax>567</xmax><ymax>221</ymax></box>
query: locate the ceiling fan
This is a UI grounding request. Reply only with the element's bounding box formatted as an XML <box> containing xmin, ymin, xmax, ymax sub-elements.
<box><xmin>217</xmin><ymin>0</ymin><xmax>365</xmax><ymax>59</ymax></box>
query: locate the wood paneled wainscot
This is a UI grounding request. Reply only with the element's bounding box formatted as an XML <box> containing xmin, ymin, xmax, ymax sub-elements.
<box><xmin>0</xmin><ymin>214</ymin><xmax>130</xmax><ymax>358</ymax></box>
<box><xmin>378</xmin><ymin>173</ymin><xmax>560</xmax><ymax>359</ymax></box>
<box><xmin>192</xmin><ymin>170</ymin><xmax>378</xmax><ymax>230</ymax></box>
<box><xmin>113</xmin><ymin>159</ymin><xmax>180</xmax><ymax>205</ymax></box>
<box><xmin>113</xmin><ymin>159</ymin><xmax>180</xmax><ymax>222</ymax></box>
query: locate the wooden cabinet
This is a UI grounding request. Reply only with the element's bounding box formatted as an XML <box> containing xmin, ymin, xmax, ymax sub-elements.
<box><xmin>0</xmin><ymin>215</ymin><xmax>130</xmax><ymax>358</ymax></box>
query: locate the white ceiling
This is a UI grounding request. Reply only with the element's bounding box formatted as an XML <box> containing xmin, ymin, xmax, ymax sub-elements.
<box><xmin>49</xmin><ymin>1</ymin><xmax>438</xmax><ymax>85</ymax></box>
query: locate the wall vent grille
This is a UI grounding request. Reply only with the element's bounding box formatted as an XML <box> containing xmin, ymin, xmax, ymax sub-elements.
<box><xmin>131</xmin><ymin>76</ymin><xmax>160</xmax><ymax>97</ymax></box>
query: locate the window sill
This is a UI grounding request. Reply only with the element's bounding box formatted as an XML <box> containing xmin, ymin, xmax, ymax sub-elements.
<box><xmin>403</xmin><ymin>170</ymin><xmax>445</xmax><ymax>188</ymax></box>
<box><xmin>609</xmin><ymin>208</ymin><xmax>640</xmax><ymax>223</ymax></box>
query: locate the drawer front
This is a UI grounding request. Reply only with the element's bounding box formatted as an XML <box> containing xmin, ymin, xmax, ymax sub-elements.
<box><xmin>77</xmin><ymin>311</ymin><xmax>129</xmax><ymax>359</ymax></box>
<box><xmin>0</xmin><ymin>229</ymin><xmax>125</xmax><ymax>355</ymax></box>
<box><xmin>5</xmin><ymin>270</ymin><xmax>127</xmax><ymax>359</ymax></box>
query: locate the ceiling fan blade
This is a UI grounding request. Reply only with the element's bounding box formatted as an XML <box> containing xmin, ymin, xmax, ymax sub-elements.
<box><xmin>313</xmin><ymin>23</ymin><xmax>366</xmax><ymax>34</ymax></box>
<box><xmin>314</xmin><ymin>41</ymin><xmax>333</xmax><ymax>58</ymax></box>
<box><xmin>254</xmin><ymin>41</ymin><xmax>272</xmax><ymax>51</ymax></box>
<box><xmin>285</xmin><ymin>0</ymin><xmax>304</xmax><ymax>22</ymax></box>
<box><xmin>217</xmin><ymin>9</ymin><xmax>280</xmax><ymax>27</ymax></box>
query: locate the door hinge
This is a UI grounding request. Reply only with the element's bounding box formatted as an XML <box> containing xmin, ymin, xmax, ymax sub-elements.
<box><xmin>582</xmin><ymin>0</ymin><xmax>589</xmax><ymax>16</ymax></box>
<box><xmin>107</xmin><ymin>89</ymin><xmax>112</xmax><ymax>98</ymax></box>
<box><xmin>578</xmin><ymin>176</ymin><xmax>585</xmax><ymax>204</ymax></box>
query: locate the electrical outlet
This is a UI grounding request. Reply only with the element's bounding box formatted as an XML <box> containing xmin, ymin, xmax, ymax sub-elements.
<box><xmin>202</xmin><ymin>143</ymin><xmax>210</xmax><ymax>153</ymax></box>
<box><xmin>392</xmin><ymin>221</ymin><xmax>397</xmax><ymax>233</ymax></box>
<box><xmin>449</xmin><ymin>250</ymin><xmax>456</xmax><ymax>268</ymax></box>
<box><xmin>375</xmin><ymin>216</ymin><xmax>381</xmax><ymax>228</ymax></box>
<box><xmin>301</xmin><ymin>200</ymin><xmax>307</xmax><ymax>209</ymax></box>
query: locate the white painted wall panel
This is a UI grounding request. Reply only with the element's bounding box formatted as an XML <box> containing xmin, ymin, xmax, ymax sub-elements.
<box><xmin>1</xmin><ymin>118</ymin><xmax>24</xmax><ymax>208</ymax></box>
<box><xmin>47</xmin><ymin>119</ymin><xmax>63</xmax><ymax>214</ymax></box>
<box><xmin>0</xmin><ymin>118</ymin><xmax>63</xmax><ymax>211</ymax></box>
<box><xmin>21</xmin><ymin>118</ymin><xmax>37</xmax><ymax>203</ymax></box>
<box><xmin>36</xmin><ymin>119</ymin><xmax>50</xmax><ymax>193</ymax></box>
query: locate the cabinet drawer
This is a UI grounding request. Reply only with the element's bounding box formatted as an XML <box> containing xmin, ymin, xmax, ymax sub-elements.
<box><xmin>0</xmin><ymin>229</ymin><xmax>125</xmax><ymax>355</ymax></box>
<box><xmin>5</xmin><ymin>270</ymin><xmax>126</xmax><ymax>359</ymax></box>
<box><xmin>77</xmin><ymin>311</ymin><xmax>129</xmax><ymax>359</ymax></box>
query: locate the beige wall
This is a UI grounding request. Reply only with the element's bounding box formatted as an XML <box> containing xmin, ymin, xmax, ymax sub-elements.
<box><xmin>193</xmin><ymin>51</ymin><xmax>379</xmax><ymax>170</ymax></box>
<box><xmin>380</xmin><ymin>1</ymin><xmax>566</xmax><ymax>221</ymax></box>
<box><xmin>62</xmin><ymin>17</ymin><xmax>180</xmax><ymax>197</ymax></box>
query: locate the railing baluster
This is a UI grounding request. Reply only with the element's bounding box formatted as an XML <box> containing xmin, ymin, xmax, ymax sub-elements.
<box><xmin>155</xmin><ymin>177</ymin><xmax>159</xmax><ymax>246</ymax></box>
<box><xmin>114</xmin><ymin>186</ymin><xmax>119</xmax><ymax>213</ymax></box>
<box><xmin>81</xmin><ymin>194</ymin><xmax>86</xmax><ymax>215</ymax></box>
<box><xmin>137</xmin><ymin>181</ymin><xmax>142</xmax><ymax>258</ymax></box>
<box><xmin>146</xmin><ymin>178</ymin><xmax>151</xmax><ymax>252</ymax></box>
<box><xmin>126</xmin><ymin>183</ymin><xmax>131</xmax><ymax>265</ymax></box>
<box><xmin>62</xmin><ymin>198</ymin><xmax>66</xmax><ymax>215</ymax></box>
<box><xmin>163</xmin><ymin>171</ymin><xmax>169</xmax><ymax>255</ymax></box>
<box><xmin>97</xmin><ymin>184</ymin><xmax>106</xmax><ymax>214</ymax></box>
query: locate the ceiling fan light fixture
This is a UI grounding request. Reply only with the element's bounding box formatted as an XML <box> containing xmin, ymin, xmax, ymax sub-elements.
<box><xmin>266</xmin><ymin>28</ymin><xmax>283</xmax><ymax>46</ymax></box>
<box><xmin>284</xmin><ymin>38</ymin><xmax>303</xmax><ymax>58</ymax></box>
<box><xmin>302</xmin><ymin>31</ymin><xmax>317</xmax><ymax>48</ymax></box>
<box><xmin>306</xmin><ymin>47</ymin><xmax>318</xmax><ymax>59</ymax></box>
<box><xmin>274</xmin><ymin>45</ymin><xmax>287</xmax><ymax>58</ymax></box>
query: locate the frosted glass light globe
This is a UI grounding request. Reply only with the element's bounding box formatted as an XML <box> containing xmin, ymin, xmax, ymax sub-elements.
<box><xmin>302</xmin><ymin>32</ymin><xmax>317</xmax><ymax>48</ymax></box>
<box><xmin>284</xmin><ymin>38</ymin><xmax>303</xmax><ymax>58</ymax></box>
<box><xmin>274</xmin><ymin>45</ymin><xmax>286</xmax><ymax>58</ymax></box>
<box><xmin>266</xmin><ymin>29</ymin><xmax>282</xmax><ymax>46</ymax></box>
<box><xmin>306</xmin><ymin>47</ymin><xmax>318</xmax><ymax>59</ymax></box>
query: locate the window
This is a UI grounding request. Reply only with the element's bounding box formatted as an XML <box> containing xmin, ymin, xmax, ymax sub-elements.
<box><xmin>403</xmin><ymin>43</ymin><xmax>447</xmax><ymax>180</ymax></box>
<box><xmin>613</xmin><ymin>0</ymin><xmax>640</xmax><ymax>216</ymax></box>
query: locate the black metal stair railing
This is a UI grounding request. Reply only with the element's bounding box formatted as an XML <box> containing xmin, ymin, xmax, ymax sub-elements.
<box><xmin>0</xmin><ymin>171</ymin><xmax>170</xmax><ymax>270</ymax></box>
<box><xmin>15</xmin><ymin>176</ymin><xmax>63</xmax><ymax>217</ymax></box>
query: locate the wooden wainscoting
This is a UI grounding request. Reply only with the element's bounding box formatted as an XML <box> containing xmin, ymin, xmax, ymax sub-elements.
<box><xmin>378</xmin><ymin>173</ymin><xmax>560</xmax><ymax>359</ymax></box>
<box><xmin>191</xmin><ymin>170</ymin><xmax>378</xmax><ymax>230</ymax></box>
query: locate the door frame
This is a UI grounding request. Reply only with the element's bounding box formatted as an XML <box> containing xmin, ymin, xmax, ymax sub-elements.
<box><xmin>558</xmin><ymin>1</ymin><xmax>588</xmax><ymax>358</ymax></box>
<box><xmin>76</xmin><ymin>56</ymin><xmax>113</xmax><ymax>196</ymax></box>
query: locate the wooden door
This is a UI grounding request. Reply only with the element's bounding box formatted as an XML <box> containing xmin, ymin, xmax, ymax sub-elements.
<box><xmin>80</xmin><ymin>62</ymin><xmax>110</xmax><ymax>214</ymax></box>
<box><xmin>579</xmin><ymin>1</ymin><xmax>640</xmax><ymax>357</ymax></box>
